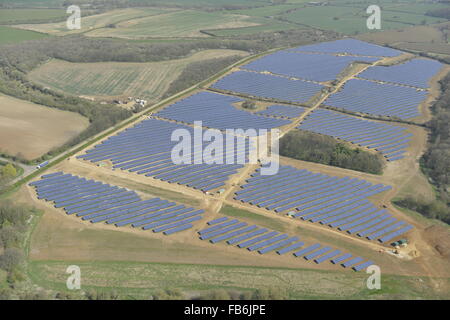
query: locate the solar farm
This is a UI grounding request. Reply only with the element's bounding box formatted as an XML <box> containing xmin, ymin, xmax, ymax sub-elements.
<box><xmin>21</xmin><ymin>38</ymin><xmax>450</xmax><ymax>297</ymax></box>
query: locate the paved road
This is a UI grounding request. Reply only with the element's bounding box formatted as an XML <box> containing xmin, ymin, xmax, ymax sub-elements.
<box><xmin>0</xmin><ymin>157</ymin><xmax>36</xmax><ymax>185</ymax></box>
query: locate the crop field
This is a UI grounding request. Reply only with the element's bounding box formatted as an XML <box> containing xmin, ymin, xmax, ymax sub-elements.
<box><xmin>85</xmin><ymin>10</ymin><xmax>260</xmax><ymax>39</ymax></box>
<box><xmin>13</xmin><ymin>8</ymin><xmax>170</xmax><ymax>36</ymax></box>
<box><xmin>0</xmin><ymin>26</ymin><xmax>48</xmax><ymax>45</ymax></box>
<box><xmin>27</xmin><ymin>49</ymin><xmax>248</xmax><ymax>101</ymax></box>
<box><xmin>0</xmin><ymin>94</ymin><xmax>89</xmax><ymax>160</ymax></box>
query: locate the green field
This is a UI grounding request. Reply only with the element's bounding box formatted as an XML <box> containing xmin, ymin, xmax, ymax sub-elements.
<box><xmin>0</xmin><ymin>26</ymin><xmax>48</xmax><ymax>45</ymax></box>
<box><xmin>28</xmin><ymin>260</ymin><xmax>450</xmax><ymax>299</ymax></box>
<box><xmin>220</xmin><ymin>205</ymin><xmax>287</xmax><ymax>231</ymax></box>
<box><xmin>0</xmin><ymin>9</ymin><xmax>67</xmax><ymax>24</ymax></box>
<box><xmin>280</xmin><ymin>5</ymin><xmax>433</xmax><ymax>35</ymax></box>
<box><xmin>86</xmin><ymin>10</ymin><xmax>260</xmax><ymax>39</ymax></box>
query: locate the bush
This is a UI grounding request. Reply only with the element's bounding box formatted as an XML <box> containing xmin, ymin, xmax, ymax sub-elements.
<box><xmin>0</xmin><ymin>248</ymin><xmax>24</xmax><ymax>272</ymax></box>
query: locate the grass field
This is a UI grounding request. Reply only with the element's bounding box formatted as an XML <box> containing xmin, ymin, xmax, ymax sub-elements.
<box><xmin>28</xmin><ymin>260</ymin><xmax>450</xmax><ymax>299</ymax></box>
<box><xmin>85</xmin><ymin>10</ymin><xmax>260</xmax><ymax>39</ymax></box>
<box><xmin>0</xmin><ymin>9</ymin><xmax>67</xmax><ymax>24</ymax></box>
<box><xmin>205</xmin><ymin>18</ymin><xmax>299</xmax><ymax>37</ymax></box>
<box><xmin>0</xmin><ymin>26</ymin><xmax>48</xmax><ymax>45</ymax></box>
<box><xmin>280</xmin><ymin>6</ymin><xmax>416</xmax><ymax>35</ymax></box>
<box><xmin>27</xmin><ymin>49</ymin><xmax>248</xmax><ymax>101</ymax></box>
<box><xmin>0</xmin><ymin>93</ymin><xmax>89</xmax><ymax>160</ymax></box>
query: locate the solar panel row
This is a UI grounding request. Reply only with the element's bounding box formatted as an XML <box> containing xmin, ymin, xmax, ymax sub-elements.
<box><xmin>358</xmin><ymin>58</ymin><xmax>443</xmax><ymax>89</ymax></box>
<box><xmin>298</xmin><ymin>108</ymin><xmax>411</xmax><ymax>161</ymax></box>
<box><xmin>292</xmin><ymin>38</ymin><xmax>402</xmax><ymax>57</ymax></box>
<box><xmin>211</xmin><ymin>70</ymin><xmax>324</xmax><ymax>104</ymax></box>
<box><xmin>324</xmin><ymin>79</ymin><xmax>427</xmax><ymax>119</ymax></box>
<box><xmin>235</xmin><ymin>165</ymin><xmax>413</xmax><ymax>242</ymax></box>
<box><xmin>198</xmin><ymin>217</ymin><xmax>374</xmax><ymax>271</ymax></box>
<box><xmin>155</xmin><ymin>91</ymin><xmax>290</xmax><ymax>132</ymax></box>
<box><xmin>77</xmin><ymin>117</ymin><xmax>251</xmax><ymax>192</ymax></box>
<box><xmin>29</xmin><ymin>172</ymin><xmax>204</xmax><ymax>235</ymax></box>
<box><xmin>242</xmin><ymin>50</ymin><xmax>379</xmax><ymax>82</ymax></box>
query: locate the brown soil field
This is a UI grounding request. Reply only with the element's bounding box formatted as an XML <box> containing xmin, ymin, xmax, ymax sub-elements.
<box><xmin>0</xmin><ymin>94</ymin><xmax>89</xmax><ymax>160</ymax></box>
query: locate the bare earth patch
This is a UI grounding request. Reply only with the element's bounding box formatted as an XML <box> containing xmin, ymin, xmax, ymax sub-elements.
<box><xmin>0</xmin><ymin>94</ymin><xmax>88</xmax><ymax>160</ymax></box>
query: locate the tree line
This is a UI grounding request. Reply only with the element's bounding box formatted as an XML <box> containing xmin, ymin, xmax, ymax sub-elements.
<box><xmin>399</xmin><ymin>72</ymin><xmax>450</xmax><ymax>225</ymax></box>
<box><xmin>280</xmin><ymin>130</ymin><xmax>384</xmax><ymax>174</ymax></box>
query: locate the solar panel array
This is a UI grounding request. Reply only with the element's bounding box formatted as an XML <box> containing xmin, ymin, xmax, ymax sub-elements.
<box><xmin>292</xmin><ymin>38</ymin><xmax>402</xmax><ymax>57</ymax></box>
<box><xmin>155</xmin><ymin>91</ymin><xmax>290</xmax><ymax>131</ymax></box>
<box><xmin>77</xmin><ymin>118</ymin><xmax>252</xmax><ymax>192</ymax></box>
<box><xmin>29</xmin><ymin>172</ymin><xmax>204</xmax><ymax>235</ymax></box>
<box><xmin>255</xmin><ymin>105</ymin><xmax>306</xmax><ymax>119</ymax></box>
<box><xmin>298</xmin><ymin>109</ymin><xmax>411</xmax><ymax>161</ymax></box>
<box><xmin>235</xmin><ymin>165</ymin><xmax>413</xmax><ymax>243</ymax></box>
<box><xmin>199</xmin><ymin>216</ymin><xmax>374</xmax><ymax>271</ymax></box>
<box><xmin>358</xmin><ymin>58</ymin><xmax>443</xmax><ymax>89</ymax></box>
<box><xmin>210</xmin><ymin>70</ymin><xmax>324</xmax><ymax>104</ymax></box>
<box><xmin>324</xmin><ymin>79</ymin><xmax>427</xmax><ymax>119</ymax></box>
<box><xmin>242</xmin><ymin>50</ymin><xmax>379</xmax><ymax>82</ymax></box>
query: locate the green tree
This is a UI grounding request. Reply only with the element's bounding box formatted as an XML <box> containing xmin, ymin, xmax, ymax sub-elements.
<box><xmin>1</xmin><ymin>163</ymin><xmax>16</xmax><ymax>179</ymax></box>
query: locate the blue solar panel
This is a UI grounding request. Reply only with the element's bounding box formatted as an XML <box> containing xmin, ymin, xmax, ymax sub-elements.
<box><xmin>78</xmin><ymin>117</ymin><xmax>250</xmax><ymax>193</ymax></box>
<box><xmin>30</xmin><ymin>172</ymin><xmax>203</xmax><ymax>236</ymax></box>
<box><xmin>331</xmin><ymin>253</ymin><xmax>352</xmax><ymax>264</ymax></box>
<box><xmin>358</xmin><ymin>58</ymin><xmax>442</xmax><ymax>88</ymax></box>
<box><xmin>304</xmin><ymin>246</ymin><xmax>332</xmax><ymax>260</ymax></box>
<box><xmin>234</xmin><ymin>164</ymin><xmax>407</xmax><ymax>242</ymax></box>
<box><xmin>237</xmin><ymin>231</ymin><xmax>279</xmax><ymax>248</ymax></box>
<box><xmin>227</xmin><ymin>228</ymin><xmax>268</xmax><ymax>245</ymax></box>
<box><xmin>211</xmin><ymin>70</ymin><xmax>323</xmax><ymax>104</ymax></box>
<box><xmin>257</xmin><ymin>237</ymin><xmax>298</xmax><ymax>254</ymax></box>
<box><xmin>298</xmin><ymin>108</ymin><xmax>411</xmax><ymax>161</ymax></box>
<box><xmin>324</xmin><ymin>79</ymin><xmax>426</xmax><ymax>119</ymax></box>
<box><xmin>207</xmin><ymin>217</ymin><xmax>229</xmax><ymax>225</ymax></box>
<box><xmin>243</xmin><ymin>50</ymin><xmax>379</xmax><ymax>82</ymax></box>
<box><xmin>293</xmin><ymin>243</ymin><xmax>321</xmax><ymax>257</ymax></box>
<box><xmin>247</xmin><ymin>234</ymin><xmax>288</xmax><ymax>251</ymax></box>
<box><xmin>341</xmin><ymin>257</ymin><xmax>364</xmax><ymax>268</ymax></box>
<box><xmin>156</xmin><ymin>91</ymin><xmax>289</xmax><ymax>132</ymax></box>
<box><xmin>293</xmin><ymin>39</ymin><xmax>402</xmax><ymax>57</ymax></box>
<box><xmin>314</xmin><ymin>250</ymin><xmax>341</xmax><ymax>264</ymax></box>
<box><xmin>276</xmin><ymin>241</ymin><xmax>304</xmax><ymax>255</ymax></box>
<box><xmin>352</xmin><ymin>260</ymin><xmax>374</xmax><ymax>272</ymax></box>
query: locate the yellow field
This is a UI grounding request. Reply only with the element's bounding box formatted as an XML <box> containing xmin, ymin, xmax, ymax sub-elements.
<box><xmin>27</xmin><ymin>49</ymin><xmax>248</xmax><ymax>102</ymax></box>
<box><xmin>0</xmin><ymin>94</ymin><xmax>89</xmax><ymax>160</ymax></box>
